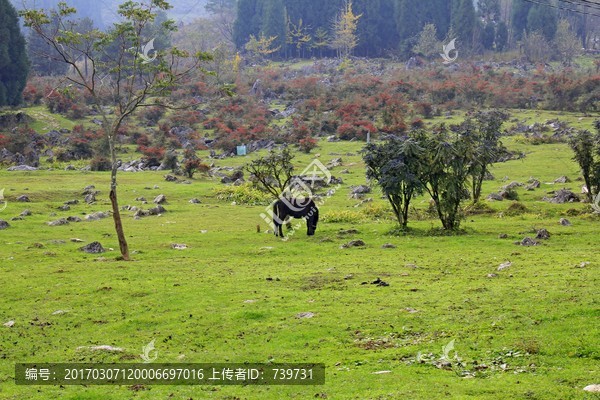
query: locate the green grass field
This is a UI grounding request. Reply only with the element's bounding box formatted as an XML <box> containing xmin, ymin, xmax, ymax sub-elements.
<box><xmin>0</xmin><ymin>110</ymin><xmax>599</xmax><ymax>399</ymax></box>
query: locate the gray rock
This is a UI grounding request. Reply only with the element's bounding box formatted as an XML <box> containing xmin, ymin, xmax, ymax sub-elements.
<box><xmin>189</xmin><ymin>198</ymin><xmax>201</xmax><ymax>204</ymax></box>
<box><xmin>340</xmin><ymin>240</ymin><xmax>366</xmax><ymax>249</ymax></box>
<box><xmin>58</xmin><ymin>205</ymin><xmax>71</xmax><ymax>211</ymax></box>
<box><xmin>148</xmin><ymin>205</ymin><xmax>166</xmax><ymax>215</ymax></box>
<box><xmin>518</xmin><ymin>237</ymin><xmax>538</xmax><ymax>246</ymax></box>
<box><xmin>84</xmin><ymin>193</ymin><xmax>96</xmax><ymax>204</ymax></box>
<box><xmin>20</xmin><ymin>209</ymin><xmax>32</xmax><ymax>217</ymax></box>
<box><xmin>64</xmin><ymin>199</ymin><xmax>79</xmax><ymax>205</ymax></box>
<box><xmin>48</xmin><ymin>218</ymin><xmax>69</xmax><ymax>226</ymax></box>
<box><xmin>351</xmin><ymin>185</ymin><xmax>371</xmax><ymax>195</ymax></box>
<box><xmin>7</xmin><ymin>165</ymin><xmax>37</xmax><ymax>171</ymax></box>
<box><xmin>536</xmin><ymin>229</ymin><xmax>551</xmax><ymax>240</ymax></box>
<box><xmin>67</xmin><ymin>216</ymin><xmax>82</xmax><ymax>223</ymax></box>
<box><xmin>16</xmin><ymin>195</ymin><xmax>30</xmax><ymax>202</ymax></box>
<box><xmin>164</xmin><ymin>174</ymin><xmax>178</xmax><ymax>182</ymax></box>
<box><xmin>80</xmin><ymin>241</ymin><xmax>105</xmax><ymax>254</ymax></box>
<box><xmin>381</xmin><ymin>243</ymin><xmax>397</xmax><ymax>249</ymax></box>
<box><xmin>525</xmin><ymin>180</ymin><xmax>540</xmax><ymax>191</ymax></box>
<box><xmin>65</xmin><ymin>165</ymin><xmax>76</xmax><ymax>171</ymax></box>
<box><xmin>153</xmin><ymin>194</ymin><xmax>167</xmax><ymax>204</ymax></box>
<box><xmin>583</xmin><ymin>385</ymin><xmax>600</xmax><ymax>393</ymax></box>
<box><xmin>544</xmin><ymin>189</ymin><xmax>579</xmax><ymax>204</ymax></box>
<box><xmin>554</xmin><ymin>176</ymin><xmax>570</xmax><ymax>184</ymax></box>
<box><xmin>0</xmin><ymin>220</ymin><xmax>10</xmax><ymax>230</ymax></box>
<box><xmin>85</xmin><ymin>211</ymin><xmax>109</xmax><ymax>221</ymax></box>
<box><xmin>559</xmin><ymin>218</ymin><xmax>572</xmax><ymax>226</ymax></box>
<box><xmin>487</xmin><ymin>193</ymin><xmax>504</xmax><ymax>201</ymax></box>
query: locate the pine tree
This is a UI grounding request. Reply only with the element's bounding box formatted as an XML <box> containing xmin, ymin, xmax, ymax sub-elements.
<box><xmin>527</xmin><ymin>0</ymin><xmax>557</xmax><ymax>41</ymax></box>
<box><xmin>233</xmin><ymin>0</ymin><xmax>259</xmax><ymax>49</ymax></box>
<box><xmin>451</xmin><ymin>0</ymin><xmax>476</xmax><ymax>51</ymax></box>
<box><xmin>260</xmin><ymin>0</ymin><xmax>286</xmax><ymax>57</ymax></box>
<box><xmin>0</xmin><ymin>0</ymin><xmax>29</xmax><ymax>106</ymax></box>
<box><xmin>511</xmin><ymin>0</ymin><xmax>532</xmax><ymax>41</ymax></box>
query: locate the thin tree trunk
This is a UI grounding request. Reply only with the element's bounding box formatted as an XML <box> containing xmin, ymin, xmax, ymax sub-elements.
<box><xmin>108</xmin><ymin>126</ymin><xmax>130</xmax><ymax>261</ymax></box>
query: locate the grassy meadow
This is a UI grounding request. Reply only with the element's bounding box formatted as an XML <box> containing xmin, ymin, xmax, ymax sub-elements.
<box><xmin>0</xmin><ymin>109</ymin><xmax>599</xmax><ymax>399</ymax></box>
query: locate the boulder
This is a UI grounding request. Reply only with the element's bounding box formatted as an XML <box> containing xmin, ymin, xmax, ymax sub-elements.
<box><xmin>48</xmin><ymin>218</ymin><xmax>69</xmax><ymax>226</ymax></box>
<box><xmin>554</xmin><ymin>176</ymin><xmax>570</xmax><ymax>184</ymax></box>
<box><xmin>148</xmin><ymin>205</ymin><xmax>166</xmax><ymax>215</ymax></box>
<box><xmin>7</xmin><ymin>165</ymin><xmax>37</xmax><ymax>171</ymax></box>
<box><xmin>189</xmin><ymin>198</ymin><xmax>201</xmax><ymax>204</ymax></box>
<box><xmin>559</xmin><ymin>218</ymin><xmax>572</xmax><ymax>226</ymax></box>
<box><xmin>80</xmin><ymin>242</ymin><xmax>105</xmax><ymax>254</ymax></box>
<box><xmin>153</xmin><ymin>194</ymin><xmax>167</xmax><ymax>204</ymax></box>
<box><xmin>544</xmin><ymin>189</ymin><xmax>579</xmax><ymax>204</ymax></box>
<box><xmin>0</xmin><ymin>220</ymin><xmax>10</xmax><ymax>230</ymax></box>
<box><xmin>16</xmin><ymin>195</ymin><xmax>30</xmax><ymax>202</ymax></box>
<box><xmin>340</xmin><ymin>240</ymin><xmax>366</xmax><ymax>249</ymax></box>
<box><xmin>536</xmin><ymin>229</ymin><xmax>551</xmax><ymax>240</ymax></box>
<box><xmin>487</xmin><ymin>193</ymin><xmax>504</xmax><ymax>201</ymax></box>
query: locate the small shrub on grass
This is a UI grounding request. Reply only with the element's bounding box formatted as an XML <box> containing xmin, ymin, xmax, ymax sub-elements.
<box><xmin>214</xmin><ymin>184</ymin><xmax>272</xmax><ymax>206</ymax></box>
<box><xmin>464</xmin><ymin>201</ymin><xmax>496</xmax><ymax>215</ymax></box>
<box><xmin>321</xmin><ymin>210</ymin><xmax>363</xmax><ymax>224</ymax></box>
<box><xmin>505</xmin><ymin>202</ymin><xmax>529</xmax><ymax>216</ymax></box>
<box><xmin>360</xmin><ymin>204</ymin><xmax>394</xmax><ymax>220</ymax></box>
<box><xmin>90</xmin><ymin>156</ymin><xmax>112</xmax><ymax>171</ymax></box>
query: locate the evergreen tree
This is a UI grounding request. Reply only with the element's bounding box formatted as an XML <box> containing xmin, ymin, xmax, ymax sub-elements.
<box><xmin>495</xmin><ymin>21</ymin><xmax>508</xmax><ymax>51</ymax></box>
<box><xmin>233</xmin><ymin>0</ymin><xmax>259</xmax><ymax>49</ymax></box>
<box><xmin>0</xmin><ymin>0</ymin><xmax>29</xmax><ymax>106</ymax></box>
<box><xmin>511</xmin><ymin>0</ymin><xmax>532</xmax><ymax>40</ymax></box>
<box><xmin>451</xmin><ymin>0</ymin><xmax>476</xmax><ymax>51</ymax></box>
<box><xmin>527</xmin><ymin>0</ymin><xmax>557</xmax><ymax>41</ymax></box>
<box><xmin>260</xmin><ymin>0</ymin><xmax>286</xmax><ymax>57</ymax></box>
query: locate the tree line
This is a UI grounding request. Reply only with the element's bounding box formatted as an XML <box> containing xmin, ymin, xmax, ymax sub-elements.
<box><xmin>233</xmin><ymin>0</ymin><xmax>597</xmax><ymax>59</ymax></box>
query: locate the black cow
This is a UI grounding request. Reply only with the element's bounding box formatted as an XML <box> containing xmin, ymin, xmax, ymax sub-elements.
<box><xmin>273</xmin><ymin>197</ymin><xmax>319</xmax><ymax>237</ymax></box>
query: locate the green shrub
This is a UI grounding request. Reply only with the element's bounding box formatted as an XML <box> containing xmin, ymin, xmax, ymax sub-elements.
<box><xmin>214</xmin><ymin>184</ymin><xmax>272</xmax><ymax>206</ymax></box>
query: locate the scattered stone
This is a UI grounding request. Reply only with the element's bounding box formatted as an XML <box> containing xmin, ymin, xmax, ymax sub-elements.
<box><xmin>80</xmin><ymin>242</ymin><xmax>105</xmax><ymax>254</ymax></box>
<box><xmin>577</xmin><ymin>262</ymin><xmax>590</xmax><ymax>268</ymax></box>
<box><xmin>372</xmin><ymin>370</ymin><xmax>392</xmax><ymax>375</ymax></box>
<box><xmin>498</xmin><ymin>233</ymin><xmax>508</xmax><ymax>239</ymax></box>
<box><xmin>0</xmin><ymin>220</ymin><xmax>10</xmax><ymax>230</ymax></box>
<box><xmin>583</xmin><ymin>385</ymin><xmax>600</xmax><ymax>393</ymax></box>
<box><xmin>65</xmin><ymin>164</ymin><xmax>76</xmax><ymax>171</ymax></box>
<box><xmin>381</xmin><ymin>243</ymin><xmax>397</xmax><ymax>249</ymax></box>
<box><xmin>502</xmin><ymin>181</ymin><xmax>523</xmax><ymax>191</ymax></box>
<box><xmin>84</xmin><ymin>193</ymin><xmax>96</xmax><ymax>204</ymax></box>
<box><xmin>487</xmin><ymin>273</ymin><xmax>498</xmax><ymax>278</ymax></box>
<box><xmin>58</xmin><ymin>205</ymin><xmax>71</xmax><ymax>211</ymax></box>
<box><xmin>7</xmin><ymin>165</ymin><xmax>37</xmax><ymax>171</ymax></box>
<box><xmin>320</xmin><ymin>237</ymin><xmax>334</xmax><ymax>243</ymax></box>
<box><xmin>189</xmin><ymin>198</ymin><xmax>201</xmax><ymax>204</ymax></box>
<box><xmin>16</xmin><ymin>195</ymin><xmax>30</xmax><ymax>202</ymax></box>
<box><xmin>498</xmin><ymin>261</ymin><xmax>512</xmax><ymax>271</ymax></box>
<box><xmin>295</xmin><ymin>312</ymin><xmax>315</xmax><ymax>319</ymax></box>
<box><xmin>544</xmin><ymin>189</ymin><xmax>579</xmax><ymax>204</ymax></box>
<box><xmin>487</xmin><ymin>193</ymin><xmax>504</xmax><ymax>201</ymax></box>
<box><xmin>518</xmin><ymin>237</ymin><xmax>538</xmax><ymax>246</ymax></box>
<box><xmin>525</xmin><ymin>180</ymin><xmax>541</xmax><ymax>191</ymax></box>
<box><xmin>535</xmin><ymin>229</ymin><xmax>551</xmax><ymax>240</ymax></box>
<box><xmin>164</xmin><ymin>174</ymin><xmax>178</xmax><ymax>182</ymax></box>
<box><xmin>85</xmin><ymin>211</ymin><xmax>109</xmax><ymax>221</ymax></box>
<box><xmin>47</xmin><ymin>218</ymin><xmax>69</xmax><ymax>226</ymax></box>
<box><xmin>350</xmin><ymin>185</ymin><xmax>371</xmax><ymax>195</ymax></box>
<box><xmin>67</xmin><ymin>216</ymin><xmax>82</xmax><ymax>223</ymax></box>
<box><xmin>340</xmin><ymin>240</ymin><xmax>366</xmax><ymax>249</ymax></box>
<box><xmin>52</xmin><ymin>310</ymin><xmax>68</xmax><ymax>315</ymax></box>
<box><xmin>405</xmin><ymin>308</ymin><xmax>419</xmax><ymax>313</ymax></box>
<box><xmin>20</xmin><ymin>209</ymin><xmax>32</xmax><ymax>217</ymax></box>
<box><xmin>148</xmin><ymin>205</ymin><xmax>166</xmax><ymax>215</ymax></box>
<box><xmin>171</xmin><ymin>243</ymin><xmax>188</xmax><ymax>250</ymax></box>
<box><xmin>70</xmin><ymin>238</ymin><xmax>84</xmax><ymax>243</ymax></box>
<box><xmin>64</xmin><ymin>199</ymin><xmax>79</xmax><ymax>205</ymax></box>
<box><xmin>559</xmin><ymin>218</ymin><xmax>572</xmax><ymax>226</ymax></box>
<box><xmin>344</xmin><ymin>274</ymin><xmax>354</xmax><ymax>280</ymax></box>
<box><xmin>10</xmin><ymin>217</ymin><xmax>23</xmax><ymax>221</ymax></box>
<box><xmin>554</xmin><ymin>176</ymin><xmax>570</xmax><ymax>184</ymax></box>
<box><xmin>153</xmin><ymin>194</ymin><xmax>167</xmax><ymax>204</ymax></box>
<box><xmin>3</xmin><ymin>320</ymin><xmax>15</xmax><ymax>327</ymax></box>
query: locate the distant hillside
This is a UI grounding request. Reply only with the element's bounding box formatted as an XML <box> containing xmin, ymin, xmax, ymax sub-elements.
<box><xmin>11</xmin><ymin>0</ymin><xmax>209</xmax><ymax>28</ymax></box>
